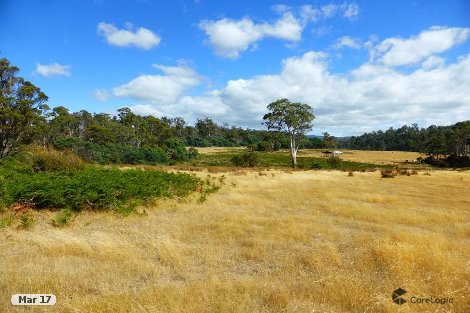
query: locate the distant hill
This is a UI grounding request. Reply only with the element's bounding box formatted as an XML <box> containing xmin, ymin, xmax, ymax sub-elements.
<box><xmin>306</xmin><ymin>135</ymin><xmax>350</xmax><ymax>140</ymax></box>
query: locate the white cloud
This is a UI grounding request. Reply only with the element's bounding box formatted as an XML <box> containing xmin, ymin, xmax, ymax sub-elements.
<box><xmin>421</xmin><ymin>55</ymin><xmax>445</xmax><ymax>69</ymax></box>
<box><xmin>199</xmin><ymin>3</ymin><xmax>360</xmax><ymax>58</ymax></box>
<box><xmin>302</xmin><ymin>3</ymin><xmax>359</xmax><ymax>22</ymax></box>
<box><xmin>34</xmin><ymin>63</ymin><xmax>71</xmax><ymax>78</ymax></box>
<box><xmin>321</xmin><ymin>4</ymin><xmax>338</xmax><ymax>18</ymax></box>
<box><xmin>97</xmin><ymin>22</ymin><xmax>161</xmax><ymax>50</ymax></box>
<box><xmin>299</xmin><ymin>5</ymin><xmax>321</xmax><ymax>23</ymax></box>
<box><xmin>342</xmin><ymin>3</ymin><xmax>359</xmax><ymax>20</ymax></box>
<box><xmin>129</xmin><ymin>104</ymin><xmax>164</xmax><ymax>116</ymax></box>
<box><xmin>92</xmin><ymin>89</ymin><xmax>110</xmax><ymax>101</ymax></box>
<box><xmin>371</xmin><ymin>26</ymin><xmax>470</xmax><ymax>67</ymax></box>
<box><xmin>120</xmin><ymin>27</ymin><xmax>469</xmax><ymax>136</ymax></box>
<box><xmin>113</xmin><ymin>63</ymin><xmax>202</xmax><ymax>104</ymax></box>
<box><xmin>199</xmin><ymin>12</ymin><xmax>302</xmax><ymax>59</ymax></box>
<box><xmin>271</xmin><ymin>4</ymin><xmax>291</xmax><ymax>14</ymax></box>
<box><xmin>334</xmin><ymin>36</ymin><xmax>361</xmax><ymax>49</ymax></box>
<box><xmin>205</xmin><ymin>51</ymin><xmax>470</xmax><ymax>134</ymax></box>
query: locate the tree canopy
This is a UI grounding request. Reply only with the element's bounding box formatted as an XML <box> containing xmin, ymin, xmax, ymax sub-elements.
<box><xmin>0</xmin><ymin>58</ymin><xmax>49</xmax><ymax>157</ymax></box>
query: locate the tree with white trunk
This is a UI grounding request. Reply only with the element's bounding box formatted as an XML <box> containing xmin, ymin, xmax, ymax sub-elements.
<box><xmin>263</xmin><ymin>99</ymin><xmax>315</xmax><ymax>168</ymax></box>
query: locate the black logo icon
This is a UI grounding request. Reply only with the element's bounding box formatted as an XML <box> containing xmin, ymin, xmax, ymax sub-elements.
<box><xmin>392</xmin><ymin>288</ymin><xmax>407</xmax><ymax>305</ymax></box>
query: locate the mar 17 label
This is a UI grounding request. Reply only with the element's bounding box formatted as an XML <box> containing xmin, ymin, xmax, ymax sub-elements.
<box><xmin>11</xmin><ymin>294</ymin><xmax>56</xmax><ymax>306</ymax></box>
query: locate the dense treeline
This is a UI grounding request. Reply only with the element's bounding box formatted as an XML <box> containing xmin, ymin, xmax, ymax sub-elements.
<box><xmin>4</xmin><ymin>103</ymin><xmax>324</xmax><ymax>164</ymax></box>
<box><xmin>338</xmin><ymin>122</ymin><xmax>470</xmax><ymax>167</ymax></box>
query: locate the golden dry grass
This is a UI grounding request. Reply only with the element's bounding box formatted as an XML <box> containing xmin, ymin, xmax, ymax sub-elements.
<box><xmin>1</xmin><ymin>169</ymin><xmax>469</xmax><ymax>312</ymax></box>
<box><xmin>299</xmin><ymin>149</ymin><xmax>423</xmax><ymax>165</ymax></box>
<box><xmin>197</xmin><ymin>146</ymin><xmax>246</xmax><ymax>155</ymax></box>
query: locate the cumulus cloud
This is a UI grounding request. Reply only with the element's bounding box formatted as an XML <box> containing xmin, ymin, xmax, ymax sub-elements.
<box><xmin>136</xmin><ymin>51</ymin><xmax>469</xmax><ymax>135</ymax></box>
<box><xmin>370</xmin><ymin>26</ymin><xmax>470</xmax><ymax>67</ymax></box>
<box><xmin>113</xmin><ymin>63</ymin><xmax>202</xmax><ymax>104</ymax></box>
<box><xmin>199</xmin><ymin>3</ymin><xmax>360</xmax><ymax>58</ymax></box>
<box><xmin>120</xmin><ymin>27</ymin><xmax>469</xmax><ymax>136</ymax></box>
<box><xmin>34</xmin><ymin>63</ymin><xmax>71</xmax><ymax>78</ymax></box>
<box><xmin>199</xmin><ymin>12</ymin><xmax>302</xmax><ymax>59</ymax></box>
<box><xmin>97</xmin><ymin>22</ymin><xmax>161</xmax><ymax>50</ymax></box>
<box><xmin>205</xmin><ymin>51</ymin><xmax>470</xmax><ymax>134</ymax></box>
<box><xmin>92</xmin><ymin>89</ymin><xmax>110</xmax><ymax>101</ymax></box>
<box><xmin>334</xmin><ymin>36</ymin><xmax>361</xmax><ymax>49</ymax></box>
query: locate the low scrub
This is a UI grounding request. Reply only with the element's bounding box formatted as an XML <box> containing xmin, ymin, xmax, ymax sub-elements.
<box><xmin>381</xmin><ymin>169</ymin><xmax>397</xmax><ymax>178</ymax></box>
<box><xmin>423</xmin><ymin>155</ymin><xmax>470</xmax><ymax>168</ymax></box>
<box><xmin>231</xmin><ymin>151</ymin><xmax>259</xmax><ymax>167</ymax></box>
<box><xmin>0</xmin><ymin>167</ymin><xmax>217</xmax><ymax>213</ymax></box>
<box><xmin>51</xmin><ymin>208</ymin><xmax>75</xmax><ymax>227</ymax></box>
<box><xmin>326</xmin><ymin>156</ymin><xmax>342</xmax><ymax>169</ymax></box>
<box><xmin>15</xmin><ymin>145</ymin><xmax>85</xmax><ymax>172</ymax></box>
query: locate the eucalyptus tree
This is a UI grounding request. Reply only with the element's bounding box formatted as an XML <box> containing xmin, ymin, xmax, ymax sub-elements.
<box><xmin>0</xmin><ymin>58</ymin><xmax>49</xmax><ymax>157</ymax></box>
<box><xmin>263</xmin><ymin>99</ymin><xmax>315</xmax><ymax>168</ymax></box>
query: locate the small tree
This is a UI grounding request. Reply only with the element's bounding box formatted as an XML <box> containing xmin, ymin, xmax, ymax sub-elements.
<box><xmin>263</xmin><ymin>99</ymin><xmax>315</xmax><ymax>168</ymax></box>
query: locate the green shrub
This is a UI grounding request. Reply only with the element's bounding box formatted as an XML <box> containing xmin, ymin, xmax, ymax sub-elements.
<box><xmin>165</xmin><ymin>138</ymin><xmax>189</xmax><ymax>161</ymax></box>
<box><xmin>311</xmin><ymin>161</ymin><xmax>323</xmax><ymax>170</ymax></box>
<box><xmin>21</xmin><ymin>146</ymin><xmax>85</xmax><ymax>172</ymax></box>
<box><xmin>247</xmin><ymin>144</ymin><xmax>258</xmax><ymax>152</ymax></box>
<box><xmin>188</xmin><ymin>147</ymin><xmax>199</xmax><ymax>159</ymax></box>
<box><xmin>18</xmin><ymin>214</ymin><xmax>34</xmax><ymax>229</ymax></box>
<box><xmin>51</xmin><ymin>208</ymin><xmax>74</xmax><ymax>227</ymax></box>
<box><xmin>0</xmin><ymin>167</ymin><xmax>211</xmax><ymax>212</ymax></box>
<box><xmin>231</xmin><ymin>151</ymin><xmax>259</xmax><ymax>167</ymax></box>
<box><xmin>257</xmin><ymin>141</ymin><xmax>273</xmax><ymax>152</ymax></box>
<box><xmin>327</xmin><ymin>156</ymin><xmax>342</xmax><ymax>169</ymax></box>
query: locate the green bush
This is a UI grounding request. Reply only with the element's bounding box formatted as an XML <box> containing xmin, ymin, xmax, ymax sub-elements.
<box><xmin>327</xmin><ymin>156</ymin><xmax>342</xmax><ymax>169</ymax></box>
<box><xmin>53</xmin><ymin>138</ymin><xmax>169</xmax><ymax>165</ymax></box>
<box><xmin>188</xmin><ymin>147</ymin><xmax>199</xmax><ymax>159</ymax></box>
<box><xmin>19</xmin><ymin>214</ymin><xmax>34</xmax><ymax>230</ymax></box>
<box><xmin>0</xmin><ymin>167</ymin><xmax>210</xmax><ymax>212</ymax></box>
<box><xmin>165</xmin><ymin>138</ymin><xmax>189</xmax><ymax>161</ymax></box>
<box><xmin>257</xmin><ymin>141</ymin><xmax>273</xmax><ymax>152</ymax></box>
<box><xmin>21</xmin><ymin>146</ymin><xmax>85</xmax><ymax>172</ymax></box>
<box><xmin>311</xmin><ymin>161</ymin><xmax>323</xmax><ymax>170</ymax></box>
<box><xmin>247</xmin><ymin>144</ymin><xmax>258</xmax><ymax>152</ymax></box>
<box><xmin>51</xmin><ymin>208</ymin><xmax>74</xmax><ymax>227</ymax></box>
<box><xmin>231</xmin><ymin>151</ymin><xmax>259</xmax><ymax>167</ymax></box>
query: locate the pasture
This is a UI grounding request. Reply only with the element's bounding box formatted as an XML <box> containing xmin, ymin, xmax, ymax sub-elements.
<box><xmin>1</xmin><ymin>165</ymin><xmax>468</xmax><ymax>312</ymax></box>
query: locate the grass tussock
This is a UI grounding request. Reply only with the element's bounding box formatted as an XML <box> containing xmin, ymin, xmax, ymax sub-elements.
<box><xmin>0</xmin><ymin>169</ymin><xmax>469</xmax><ymax>312</ymax></box>
<box><xmin>381</xmin><ymin>169</ymin><xmax>397</xmax><ymax>178</ymax></box>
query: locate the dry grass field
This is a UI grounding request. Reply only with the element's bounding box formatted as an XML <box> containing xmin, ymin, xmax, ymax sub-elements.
<box><xmin>1</xmin><ymin>169</ymin><xmax>469</xmax><ymax>312</ymax></box>
<box><xmin>298</xmin><ymin>149</ymin><xmax>423</xmax><ymax>165</ymax></box>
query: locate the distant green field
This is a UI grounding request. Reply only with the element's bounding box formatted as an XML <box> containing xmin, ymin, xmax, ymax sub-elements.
<box><xmin>187</xmin><ymin>149</ymin><xmax>387</xmax><ymax>170</ymax></box>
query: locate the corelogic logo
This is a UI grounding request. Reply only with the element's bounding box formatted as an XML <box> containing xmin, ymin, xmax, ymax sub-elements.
<box><xmin>392</xmin><ymin>288</ymin><xmax>407</xmax><ymax>305</ymax></box>
<box><xmin>391</xmin><ymin>287</ymin><xmax>454</xmax><ymax>306</ymax></box>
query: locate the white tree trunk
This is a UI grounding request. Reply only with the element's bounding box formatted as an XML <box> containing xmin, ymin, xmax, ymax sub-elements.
<box><xmin>290</xmin><ymin>135</ymin><xmax>297</xmax><ymax>168</ymax></box>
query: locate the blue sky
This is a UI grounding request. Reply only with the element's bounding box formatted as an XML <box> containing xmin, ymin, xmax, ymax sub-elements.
<box><xmin>1</xmin><ymin>0</ymin><xmax>469</xmax><ymax>136</ymax></box>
